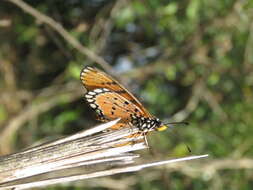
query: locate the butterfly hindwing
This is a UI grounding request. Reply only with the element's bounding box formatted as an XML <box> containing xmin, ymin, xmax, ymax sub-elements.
<box><xmin>85</xmin><ymin>88</ymin><xmax>144</xmax><ymax>122</ymax></box>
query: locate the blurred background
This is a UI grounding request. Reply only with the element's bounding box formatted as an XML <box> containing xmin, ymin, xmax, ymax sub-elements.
<box><xmin>0</xmin><ymin>0</ymin><xmax>253</xmax><ymax>189</ymax></box>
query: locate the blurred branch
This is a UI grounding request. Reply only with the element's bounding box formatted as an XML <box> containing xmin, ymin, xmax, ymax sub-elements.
<box><xmin>0</xmin><ymin>82</ymin><xmax>82</xmax><ymax>154</ymax></box>
<box><xmin>0</xmin><ymin>58</ymin><xmax>22</xmax><ymax>115</ymax></box>
<box><xmin>44</xmin><ymin>25</ymin><xmax>74</xmax><ymax>60</ymax></box>
<box><xmin>0</xmin><ymin>90</ymin><xmax>32</xmax><ymax>106</ymax></box>
<box><xmin>0</xmin><ymin>60</ymin><xmax>16</xmax><ymax>92</ymax></box>
<box><xmin>201</xmin><ymin>86</ymin><xmax>228</xmax><ymax>120</ymax></box>
<box><xmin>171</xmin><ymin>81</ymin><xmax>203</xmax><ymax>122</ymax></box>
<box><xmin>0</xmin><ymin>19</ymin><xmax>11</xmax><ymax>27</ymax></box>
<box><xmin>133</xmin><ymin>157</ymin><xmax>253</xmax><ymax>184</ymax></box>
<box><xmin>169</xmin><ymin>157</ymin><xmax>253</xmax><ymax>179</ymax></box>
<box><xmin>169</xmin><ymin>79</ymin><xmax>227</xmax><ymax>121</ymax></box>
<box><xmin>90</xmin><ymin>0</ymin><xmax>127</xmax><ymax>53</ymax></box>
<box><xmin>5</xmin><ymin>0</ymin><xmax>113</xmax><ymax>73</ymax></box>
<box><xmin>243</xmin><ymin>16</ymin><xmax>253</xmax><ymax>69</ymax></box>
<box><xmin>55</xmin><ymin>155</ymin><xmax>253</xmax><ymax>189</ymax></box>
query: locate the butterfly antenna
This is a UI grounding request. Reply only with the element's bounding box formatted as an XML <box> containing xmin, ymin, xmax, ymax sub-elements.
<box><xmin>165</xmin><ymin>121</ymin><xmax>192</xmax><ymax>153</ymax></box>
<box><xmin>172</xmin><ymin>129</ymin><xmax>192</xmax><ymax>153</ymax></box>
<box><xmin>164</xmin><ymin>121</ymin><xmax>189</xmax><ymax>126</ymax></box>
<box><xmin>186</xmin><ymin>144</ymin><xmax>192</xmax><ymax>153</ymax></box>
<box><xmin>143</xmin><ymin>132</ymin><xmax>149</xmax><ymax>148</ymax></box>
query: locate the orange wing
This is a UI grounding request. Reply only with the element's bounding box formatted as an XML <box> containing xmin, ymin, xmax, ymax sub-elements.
<box><xmin>80</xmin><ymin>66</ymin><xmax>153</xmax><ymax>118</ymax></box>
<box><xmin>85</xmin><ymin>88</ymin><xmax>145</xmax><ymax>122</ymax></box>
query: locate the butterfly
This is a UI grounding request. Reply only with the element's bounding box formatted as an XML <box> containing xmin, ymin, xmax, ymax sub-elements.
<box><xmin>80</xmin><ymin>66</ymin><xmax>169</xmax><ymax>134</ymax></box>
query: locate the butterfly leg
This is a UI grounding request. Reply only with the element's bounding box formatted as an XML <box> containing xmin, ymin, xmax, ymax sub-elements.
<box><xmin>142</xmin><ymin>132</ymin><xmax>149</xmax><ymax>148</ymax></box>
<box><xmin>108</xmin><ymin>122</ymin><xmax>144</xmax><ymax>147</ymax></box>
<box><xmin>114</xmin><ymin>132</ymin><xmax>144</xmax><ymax>147</ymax></box>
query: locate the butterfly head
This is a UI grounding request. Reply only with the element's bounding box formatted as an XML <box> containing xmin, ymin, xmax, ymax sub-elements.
<box><xmin>131</xmin><ymin>116</ymin><xmax>167</xmax><ymax>132</ymax></box>
<box><xmin>156</xmin><ymin>123</ymin><xmax>168</xmax><ymax>131</ymax></box>
<box><xmin>135</xmin><ymin>117</ymin><xmax>188</xmax><ymax>132</ymax></box>
<box><xmin>149</xmin><ymin>118</ymin><xmax>168</xmax><ymax>131</ymax></box>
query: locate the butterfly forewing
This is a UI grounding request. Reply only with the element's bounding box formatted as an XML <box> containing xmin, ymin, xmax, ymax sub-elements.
<box><xmin>80</xmin><ymin>67</ymin><xmax>152</xmax><ymax>118</ymax></box>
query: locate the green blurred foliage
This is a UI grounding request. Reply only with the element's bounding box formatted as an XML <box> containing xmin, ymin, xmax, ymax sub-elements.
<box><xmin>0</xmin><ymin>0</ymin><xmax>253</xmax><ymax>189</ymax></box>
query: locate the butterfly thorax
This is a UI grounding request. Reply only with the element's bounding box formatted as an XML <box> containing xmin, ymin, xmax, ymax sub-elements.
<box><xmin>131</xmin><ymin>115</ymin><xmax>161</xmax><ymax>132</ymax></box>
